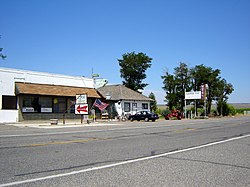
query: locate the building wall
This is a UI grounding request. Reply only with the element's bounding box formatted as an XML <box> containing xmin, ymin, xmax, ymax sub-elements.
<box><xmin>0</xmin><ymin>67</ymin><xmax>95</xmax><ymax>123</ymax></box>
<box><xmin>0</xmin><ymin>109</ymin><xmax>18</xmax><ymax>123</ymax></box>
<box><xmin>115</xmin><ymin>100</ymin><xmax>150</xmax><ymax>116</ymax></box>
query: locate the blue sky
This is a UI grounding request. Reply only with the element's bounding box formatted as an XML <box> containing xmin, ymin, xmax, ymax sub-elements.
<box><xmin>1</xmin><ymin>0</ymin><xmax>250</xmax><ymax>103</ymax></box>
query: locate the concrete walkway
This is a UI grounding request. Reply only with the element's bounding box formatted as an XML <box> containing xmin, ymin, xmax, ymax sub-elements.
<box><xmin>4</xmin><ymin>119</ymin><xmax>123</xmax><ymax>129</ymax></box>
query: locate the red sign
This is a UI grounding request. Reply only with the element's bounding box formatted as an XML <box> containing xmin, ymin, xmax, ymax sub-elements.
<box><xmin>75</xmin><ymin>104</ymin><xmax>88</xmax><ymax>114</ymax></box>
<box><xmin>201</xmin><ymin>84</ymin><xmax>206</xmax><ymax>100</ymax></box>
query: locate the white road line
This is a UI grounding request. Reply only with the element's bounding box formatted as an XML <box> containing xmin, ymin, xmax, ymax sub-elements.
<box><xmin>0</xmin><ymin>134</ymin><xmax>249</xmax><ymax>187</ymax></box>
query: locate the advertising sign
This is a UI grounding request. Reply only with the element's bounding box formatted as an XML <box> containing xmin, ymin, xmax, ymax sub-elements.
<box><xmin>185</xmin><ymin>91</ymin><xmax>201</xmax><ymax>100</ymax></box>
<box><xmin>76</xmin><ymin>94</ymin><xmax>87</xmax><ymax>104</ymax></box>
<box><xmin>75</xmin><ymin>104</ymin><xmax>88</xmax><ymax>115</ymax></box>
<box><xmin>22</xmin><ymin>107</ymin><xmax>34</xmax><ymax>113</ymax></box>
<box><xmin>41</xmin><ymin>108</ymin><xmax>52</xmax><ymax>113</ymax></box>
<box><xmin>201</xmin><ymin>84</ymin><xmax>207</xmax><ymax>100</ymax></box>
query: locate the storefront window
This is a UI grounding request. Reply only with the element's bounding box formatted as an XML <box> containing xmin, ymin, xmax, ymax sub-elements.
<box><xmin>40</xmin><ymin>97</ymin><xmax>52</xmax><ymax>113</ymax></box>
<box><xmin>22</xmin><ymin>96</ymin><xmax>66</xmax><ymax>113</ymax></box>
<box><xmin>22</xmin><ymin>96</ymin><xmax>38</xmax><ymax>112</ymax></box>
<box><xmin>53</xmin><ymin>97</ymin><xmax>66</xmax><ymax>113</ymax></box>
<box><xmin>67</xmin><ymin>98</ymin><xmax>75</xmax><ymax>113</ymax></box>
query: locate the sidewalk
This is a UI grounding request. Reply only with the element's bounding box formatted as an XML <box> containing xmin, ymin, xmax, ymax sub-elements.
<box><xmin>4</xmin><ymin>119</ymin><xmax>123</xmax><ymax>129</ymax></box>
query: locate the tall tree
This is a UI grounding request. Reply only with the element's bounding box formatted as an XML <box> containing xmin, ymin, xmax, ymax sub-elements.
<box><xmin>149</xmin><ymin>92</ymin><xmax>157</xmax><ymax>112</ymax></box>
<box><xmin>191</xmin><ymin>64</ymin><xmax>221</xmax><ymax>114</ymax></box>
<box><xmin>162</xmin><ymin>71</ymin><xmax>178</xmax><ymax>110</ymax></box>
<box><xmin>118</xmin><ymin>52</ymin><xmax>152</xmax><ymax>92</ymax></box>
<box><xmin>174</xmin><ymin>62</ymin><xmax>192</xmax><ymax>111</ymax></box>
<box><xmin>214</xmin><ymin>78</ymin><xmax>234</xmax><ymax>116</ymax></box>
<box><xmin>162</xmin><ymin>63</ymin><xmax>192</xmax><ymax>111</ymax></box>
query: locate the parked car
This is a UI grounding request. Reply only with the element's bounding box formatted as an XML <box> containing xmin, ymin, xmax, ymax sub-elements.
<box><xmin>128</xmin><ymin>111</ymin><xmax>159</xmax><ymax>122</ymax></box>
<box><xmin>165</xmin><ymin>109</ymin><xmax>182</xmax><ymax>120</ymax></box>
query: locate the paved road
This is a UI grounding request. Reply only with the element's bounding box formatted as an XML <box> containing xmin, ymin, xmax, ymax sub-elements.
<box><xmin>0</xmin><ymin>117</ymin><xmax>250</xmax><ymax>186</ymax></box>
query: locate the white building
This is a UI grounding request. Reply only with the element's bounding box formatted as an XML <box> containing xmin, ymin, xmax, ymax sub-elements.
<box><xmin>0</xmin><ymin>67</ymin><xmax>102</xmax><ymax>123</ymax></box>
<box><xmin>97</xmin><ymin>84</ymin><xmax>152</xmax><ymax>118</ymax></box>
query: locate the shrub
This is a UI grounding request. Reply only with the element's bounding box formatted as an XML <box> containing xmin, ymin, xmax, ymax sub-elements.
<box><xmin>161</xmin><ymin>108</ymin><xmax>171</xmax><ymax>117</ymax></box>
<box><xmin>228</xmin><ymin>105</ymin><xmax>236</xmax><ymax>116</ymax></box>
<box><xmin>217</xmin><ymin>102</ymin><xmax>236</xmax><ymax>116</ymax></box>
<box><xmin>235</xmin><ymin>108</ymin><xmax>250</xmax><ymax>114</ymax></box>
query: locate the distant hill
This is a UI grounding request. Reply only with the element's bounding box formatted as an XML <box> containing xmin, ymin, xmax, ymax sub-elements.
<box><xmin>227</xmin><ymin>103</ymin><xmax>250</xmax><ymax>109</ymax></box>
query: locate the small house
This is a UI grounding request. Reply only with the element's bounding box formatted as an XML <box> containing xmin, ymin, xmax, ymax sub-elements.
<box><xmin>97</xmin><ymin>84</ymin><xmax>153</xmax><ymax>118</ymax></box>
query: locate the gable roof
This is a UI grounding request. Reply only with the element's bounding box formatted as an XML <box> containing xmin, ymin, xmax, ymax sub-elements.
<box><xmin>97</xmin><ymin>84</ymin><xmax>152</xmax><ymax>101</ymax></box>
<box><xmin>15</xmin><ymin>82</ymin><xmax>101</xmax><ymax>98</ymax></box>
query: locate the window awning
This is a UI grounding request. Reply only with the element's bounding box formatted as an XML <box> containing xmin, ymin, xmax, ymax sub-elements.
<box><xmin>15</xmin><ymin>82</ymin><xmax>102</xmax><ymax>98</ymax></box>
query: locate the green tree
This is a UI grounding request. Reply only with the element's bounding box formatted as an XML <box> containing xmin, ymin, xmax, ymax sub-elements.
<box><xmin>214</xmin><ymin>78</ymin><xmax>234</xmax><ymax>116</ymax></box>
<box><xmin>191</xmin><ymin>64</ymin><xmax>221</xmax><ymax>114</ymax></box>
<box><xmin>162</xmin><ymin>71</ymin><xmax>178</xmax><ymax>110</ymax></box>
<box><xmin>149</xmin><ymin>92</ymin><xmax>157</xmax><ymax>112</ymax></box>
<box><xmin>173</xmin><ymin>62</ymin><xmax>192</xmax><ymax>111</ymax></box>
<box><xmin>118</xmin><ymin>52</ymin><xmax>152</xmax><ymax>92</ymax></box>
<box><xmin>162</xmin><ymin>63</ymin><xmax>234</xmax><ymax>116</ymax></box>
<box><xmin>162</xmin><ymin>62</ymin><xmax>192</xmax><ymax>111</ymax></box>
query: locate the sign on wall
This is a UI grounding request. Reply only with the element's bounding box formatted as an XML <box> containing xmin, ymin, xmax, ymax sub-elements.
<box><xmin>22</xmin><ymin>107</ymin><xmax>34</xmax><ymax>113</ymax></box>
<box><xmin>41</xmin><ymin>108</ymin><xmax>52</xmax><ymax>113</ymax></box>
<box><xmin>185</xmin><ymin>91</ymin><xmax>201</xmax><ymax>100</ymax></box>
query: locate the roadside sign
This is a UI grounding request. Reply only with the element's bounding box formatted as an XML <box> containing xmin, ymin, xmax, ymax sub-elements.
<box><xmin>76</xmin><ymin>94</ymin><xmax>87</xmax><ymax>104</ymax></box>
<box><xmin>201</xmin><ymin>84</ymin><xmax>207</xmax><ymax>100</ymax></box>
<box><xmin>75</xmin><ymin>104</ymin><xmax>88</xmax><ymax>115</ymax></box>
<box><xmin>185</xmin><ymin>91</ymin><xmax>201</xmax><ymax>100</ymax></box>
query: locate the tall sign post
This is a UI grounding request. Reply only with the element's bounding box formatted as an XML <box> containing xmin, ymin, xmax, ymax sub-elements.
<box><xmin>75</xmin><ymin>94</ymin><xmax>88</xmax><ymax>123</ymax></box>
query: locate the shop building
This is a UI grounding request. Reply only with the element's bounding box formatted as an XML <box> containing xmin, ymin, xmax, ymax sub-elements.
<box><xmin>0</xmin><ymin>67</ymin><xmax>102</xmax><ymax>123</ymax></box>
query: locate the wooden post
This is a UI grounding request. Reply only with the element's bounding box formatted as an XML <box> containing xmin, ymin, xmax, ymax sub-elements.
<box><xmin>81</xmin><ymin>114</ymin><xmax>83</xmax><ymax>124</ymax></box>
<box><xmin>63</xmin><ymin>114</ymin><xmax>65</xmax><ymax>125</ymax></box>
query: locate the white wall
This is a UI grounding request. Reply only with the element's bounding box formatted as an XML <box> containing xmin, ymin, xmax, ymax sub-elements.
<box><xmin>0</xmin><ymin>68</ymin><xmax>94</xmax><ymax>95</ymax></box>
<box><xmin>0</xmin><ymin>110</ymin><xmax>18</xmax><ymax>123</ymax></box>
<box><xmin>0</xmin><ymin>67</ymin><xmax>95</xmax><ymax>123</ymax></box>
<box><xmin>115</xmin><ymin>100</ymin><xmax>150</xmax><ymax>116</ymax></box>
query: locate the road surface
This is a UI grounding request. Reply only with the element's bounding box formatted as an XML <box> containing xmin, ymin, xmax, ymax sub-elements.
<box><xmin>0</xmin><ymin>117</ymin><xmax>249</xmax><ymax>186</ymax></box>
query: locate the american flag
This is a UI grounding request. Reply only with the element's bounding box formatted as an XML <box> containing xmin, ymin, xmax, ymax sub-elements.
<box><xmin>93</xmin><ymin>99</ymin><xmax>109</xmax><ymax>111</ymax></box>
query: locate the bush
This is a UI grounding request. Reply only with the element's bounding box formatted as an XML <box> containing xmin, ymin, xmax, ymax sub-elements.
<box><xmin>161</xmin><ymin>108</ymin><xmax>171</xmax><ymax>117</ymax></box>
<box><xmin>235</xmin><ymin>108</ymin><xmax>250</xmax><ymax>114</ymax></box>
<box><xmin>155</xmin><ymin>108</ymin><xmax>162</xmax><ymax>115</ymax></box>
<box><xmin>217</xmin><ymin>102</ymin><xmax>236</xmax><ymax>116</ymax></box>
<box><xmin>228</xmin><ymin>105</ymin><xmax>236</xmax><ymax>116</ymax></box>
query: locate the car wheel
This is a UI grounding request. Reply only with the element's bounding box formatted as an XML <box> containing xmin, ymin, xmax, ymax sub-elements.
<box><xmin>145</xmin><ymin>117</ymin><xmax>149</xmax><ymax>122</ymax></box>
<box><xmin>130</xmin><ymin>118</ymin><xmax>134</xmax><ymax>122</ymax></box>
<box><xmin>152</xmin><ymin>119</ymin><xmax>155</xmax><ymax>122</ymax></box>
